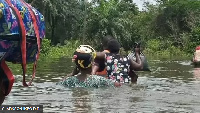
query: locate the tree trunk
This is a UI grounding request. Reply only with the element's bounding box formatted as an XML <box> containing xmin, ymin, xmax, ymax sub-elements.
<box><xmin>51</xmin><ymin>16</ymin><xmax>56</xmax><ymax>45</ymax></box>
<box><xmin>82</xmin><ymin>0</ymin><xmax>88</xmax><ymax>43</ymax></box>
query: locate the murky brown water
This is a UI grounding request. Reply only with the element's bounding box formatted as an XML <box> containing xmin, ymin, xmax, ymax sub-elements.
<box><xmin>2</xmin><ymin>57</ymin><xmax>200</xmax><ymax>113</ymax></box>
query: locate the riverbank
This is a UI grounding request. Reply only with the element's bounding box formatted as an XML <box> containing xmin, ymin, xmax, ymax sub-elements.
<box><xmin>39</xmin><ymin>39</ymin><xmax>192</xmax><ymax>60</ymax></box>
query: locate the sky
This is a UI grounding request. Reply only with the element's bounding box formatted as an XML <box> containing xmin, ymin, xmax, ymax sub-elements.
<box><xmin>133</xmin><ymin>0</ymin><xmax>157</xmax><ymax>11</ymax></box>
<box><xmin>87</xmin><ymin>0</ymin><xmax>158</xmax><ymax>11</ymax></box>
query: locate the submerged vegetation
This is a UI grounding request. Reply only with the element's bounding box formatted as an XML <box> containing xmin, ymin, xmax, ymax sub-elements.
<box><xmin>27</xmin><ymin>0</ymin><xmax>200</xmax><ymax>59</ymax></box>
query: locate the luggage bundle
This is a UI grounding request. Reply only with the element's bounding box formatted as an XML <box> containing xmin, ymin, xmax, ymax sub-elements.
<box><xmin>0</xmin><ymin>0</ymin><xmax>45</xmax><ymax>96</ymax></box>
<box><xmin>128</xmin><ymin>42</ymin><xmax>150</xmax><ymax>72</ymax></box>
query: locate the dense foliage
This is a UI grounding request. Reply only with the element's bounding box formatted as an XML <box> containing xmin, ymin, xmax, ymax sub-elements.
<box><xmin>27</xmin><ymin>0</ymin><xmax>200</xmax><ymax>58</ymax></box>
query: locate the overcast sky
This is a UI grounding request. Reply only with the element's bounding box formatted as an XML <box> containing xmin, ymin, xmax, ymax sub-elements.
<box><xmin>133</xmin><ymin>0</ymin><xmax>157</xmax><ymax>10</ymax></box>
<box><xmin>88</xmin><ymin>0</ymin><xmax>158</xmax><ymax>11</ymax></box>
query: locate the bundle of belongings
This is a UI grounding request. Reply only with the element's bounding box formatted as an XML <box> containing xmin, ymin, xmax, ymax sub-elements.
<box><xmin>0</xmin><ymin>0</ymin><xmax>45</xmax><ymax>97</ymax></box>
<box><xmin>128</xmin><ymin>42</ymin><xmax>150</xmax><ymax>71</ymax></box>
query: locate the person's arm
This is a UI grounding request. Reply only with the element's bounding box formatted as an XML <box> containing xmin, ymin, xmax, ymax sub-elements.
<box><xmin>129</xmin><ymin>48</ymin><xmax>143</xmax><ymax>70</ymax></box>
<box><xmin>62</xmin><ymin>66</ymin><xmax>79</xmax><ymax>81</ymax></box>
<box><xmin>95</xmin><ymin>52</ymin><xmax>106</xmax><ymax>59</ymax></box>
<box><xmin>128</xmin><ymin>70</ymin><xmax>138</xmax><ymax>84</ymax></box>
<box><xmin>91</xmin><ymin>52</ymin><xmax>106</xmax><ymax>75</ymax></box>
<box><xmin>71</xmin><ymin>66</ymin><xmax>79</xmax><ymax>75</ymax></box>
<box><xmin>100</xmin><ymin>76</ymin><xmax>121</xmax><ymax>87</ymax></box>
<box><xmin>91</xmin><ymin>62</ymin><xmax>99</xmax><ymax>75</ymax></box>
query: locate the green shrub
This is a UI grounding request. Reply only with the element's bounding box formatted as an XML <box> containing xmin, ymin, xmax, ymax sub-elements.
<box><xmin>146</xmin><ymin>39</ymin><xmax>160</xmax><ymax>51</ymax></box>
<box><xmin>40</xmin><ymin>39</ymin><xmax>81</xmax><ymax>59</ymax></box>
<box><xmin>40</xmin><ymin>39</ymin><xmax>51</xmax><ymax>56</ymax></box>
<box><xmin>144</xmin><ymin>39</ymin><xmax>190</xmax><ymax>59</ymax></box>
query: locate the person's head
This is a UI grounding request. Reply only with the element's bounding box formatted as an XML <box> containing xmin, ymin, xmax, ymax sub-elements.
<box><xmin>102</xmin><ymin>35</ymin><xmax>114</xmax><ymax>50</ymax></box>
<box><xmin>107</xmin><ymin>39</ymin><xmax>121</xmax><ymax>54</ymax></box>
<box><xmin>72</xmin><ymin>45</ymin><xmax>96</xmax><ymax>71</ymax></box>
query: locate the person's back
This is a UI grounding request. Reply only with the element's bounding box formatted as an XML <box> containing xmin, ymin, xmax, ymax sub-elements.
<box><xmin>58</xmin><ymin>74</ymin><xmax>116</xmax><ymax>88</ymax></box>
<box><xmin>94</xmin><ymin>49</ymin><xmax>110</xmax><ymax>76</ymax></box>
<box><xmin>93</xmin><ymin>35</ymin><xmax>114</xmax><ymax>76</ymax></box>
<box><xmin>105</xmin><ymin>53</ymin><xmax>131</xmax><ymax>83</ymax></box>
<box><xmin>94</xmin><ymin>38</ymin><xmax>143</xmax><ymax>84</ymax></box>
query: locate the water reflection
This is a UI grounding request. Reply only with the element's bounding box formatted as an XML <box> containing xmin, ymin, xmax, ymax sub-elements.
<box><xmin>71</xmin><ymin>88</ymin><xmax>91</xmax><ymax>113</ymax></box>
<box><xmin>193</xmin><ymin>67</ymin><xmax>200</xmax><ymax>80</ymax></box>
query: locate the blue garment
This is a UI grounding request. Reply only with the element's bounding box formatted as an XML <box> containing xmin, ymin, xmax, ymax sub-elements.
<box><xmin>0</xmin><ymin>0</ymin><xmax>45</xmax><ymax>38</ymax></box>
<box><xmin>0</xmin><ymin>0</ymin><xmax>45</xmax><ymax>63</ymax></box>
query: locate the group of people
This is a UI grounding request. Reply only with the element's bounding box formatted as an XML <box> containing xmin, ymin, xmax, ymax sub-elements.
<box><xmin>58</xmin><ymin>35</ymin><xmax>143</xmax><ymax>88</ymax></box>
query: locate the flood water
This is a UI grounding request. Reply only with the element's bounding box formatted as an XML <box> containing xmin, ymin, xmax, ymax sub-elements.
<box><xmin>3</xmin><ymin>57</ymin><xmax>200</xmax><ymax>113</ymax></box>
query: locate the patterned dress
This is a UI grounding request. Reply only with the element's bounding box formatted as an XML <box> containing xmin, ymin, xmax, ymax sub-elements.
<box><xmin>57</xmin><ymin>75</ymin><xmax>115</xmax><ymax>88</ymax></box>
<box><xmin>105</xmin><ymin>53</ymin><xmax>131</xmax><ymax>84</ymax></box>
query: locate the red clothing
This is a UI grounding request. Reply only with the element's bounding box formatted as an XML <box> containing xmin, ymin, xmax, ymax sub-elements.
<box><xmin>95</xmin><ymin>50</ymin><xmax>110</xmax><ymax>76</ymax></box>
<box><xmin>196</xmin><ymin>46</ymin><xmax>200</xmax><ymax>50</ymax></box>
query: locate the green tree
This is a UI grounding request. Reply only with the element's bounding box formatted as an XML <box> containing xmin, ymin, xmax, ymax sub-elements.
<box><xmin>30</xmin><ymin>0</ymin><xmax>85</xmax><ymax>45</ymax></box>
<box><xmin>87</xmin><ymin>0</ymin><xmax>139</xmax><ymax>50</ymax></box>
